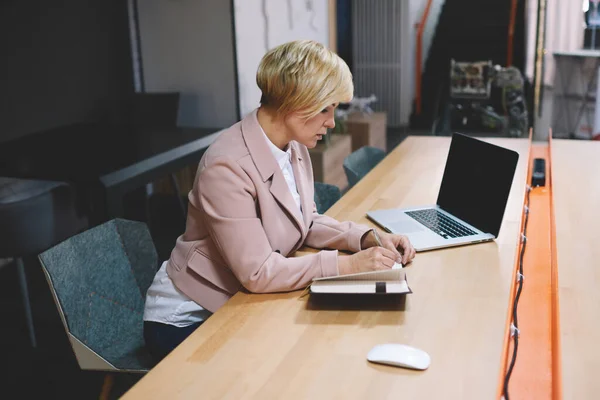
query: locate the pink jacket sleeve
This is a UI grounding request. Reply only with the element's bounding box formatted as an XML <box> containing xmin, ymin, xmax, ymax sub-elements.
<box><xmin>198</xmin><ymin>157</ymin><xmax>340</xmax><ymax>293</ymax></box>
<box><xmin>304</xmin><ymin>203</ymin><xmax>372</xmax><ymax>253</ymax></box>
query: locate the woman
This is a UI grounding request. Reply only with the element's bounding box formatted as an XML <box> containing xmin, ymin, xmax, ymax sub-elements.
<box><xmin>143</xmin><ymin>40</ymin><xmax>416</xmax><ymax>363</ymax></box>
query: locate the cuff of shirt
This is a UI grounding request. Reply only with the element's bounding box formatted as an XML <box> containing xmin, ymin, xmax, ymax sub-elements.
<box><xmin>353</xmin><ymin>226</ymin><xmax>374</xmax><ymax>252</ymax></box>
<box><xmin>319</xmin><ymin>250</ymin><xmax>339</xmax><ymax>277</ymax></box>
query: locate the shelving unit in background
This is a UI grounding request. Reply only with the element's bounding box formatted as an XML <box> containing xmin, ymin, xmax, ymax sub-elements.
<box><xmin>551</xmin><ymin>50</ymin><xmax>600</xmax><ymax>139</ymax></box>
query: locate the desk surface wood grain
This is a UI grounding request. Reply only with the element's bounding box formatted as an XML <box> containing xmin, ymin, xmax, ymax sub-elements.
<box><xmin>123</xmin><ymin>136</ymin><xmax>530</xmax><ymax>400</ymax></box>
<box><xmin>552</xmin><ymin>139</ymin><xmax>600</xmax><ymax>399</ymax></box>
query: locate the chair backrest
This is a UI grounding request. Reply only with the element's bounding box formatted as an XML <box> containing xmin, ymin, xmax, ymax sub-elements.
<box><xmin>314</xmin><ymin>182</ymin><xmax>341</xmax><ymax>214</ymax></box>
<box><xmin>0</xmin><ymin>178</ymin><xmax>86</xmax><ymax>258</ymax></box>
<box><xmin>130</xmin><ymin>92</ymin><xmax>180</xmax><ymax>127</ymax></box>
<box><xmin>343</xmin><ymin>146</ymin><xmax>386</xmax><ymax>187</ymax></box>
<box><xmin>38</xmin><ymin>219</ymin><xmax>157</xmax><ymax>372</ymax></box>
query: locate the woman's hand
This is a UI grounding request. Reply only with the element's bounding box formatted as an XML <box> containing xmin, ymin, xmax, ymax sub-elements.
<box><xmin>381</xmin><ymin>232</ymin><xmax>416</xmax><ymax>265</ymax></box>
<box><xmin>361</xmin><ymin>229</ymin><xmax>416</xmax><ymax>265</ymax></box>
<box><xmin>337</xmin><ymin>246</ymin><xmax>398</xmax><ymax>275</ymax></box>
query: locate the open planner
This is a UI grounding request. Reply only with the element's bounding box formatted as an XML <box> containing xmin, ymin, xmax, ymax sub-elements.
<box><xmin>310</xmin><ymin>263</ymin><xmax>412</xmax><ymax>295</ymax></box>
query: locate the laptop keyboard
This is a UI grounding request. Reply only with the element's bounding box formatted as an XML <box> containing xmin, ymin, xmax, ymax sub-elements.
<box><xmin>405</xmin><ymin>209</ymin><xmax>477</xmax><ymax>239</ymax></box>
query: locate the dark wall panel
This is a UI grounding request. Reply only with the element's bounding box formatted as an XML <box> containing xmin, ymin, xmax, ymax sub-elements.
<box><xmin>0</xmin><ymin>0</ymin><xmax>134</xmax><ymax>143</ymax></box>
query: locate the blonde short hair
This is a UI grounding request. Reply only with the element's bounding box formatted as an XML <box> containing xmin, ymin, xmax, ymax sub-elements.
<box><xmin>256</xmin><ymin>40</ymin><xmax>353</xmax><ymax>119</ymax></box>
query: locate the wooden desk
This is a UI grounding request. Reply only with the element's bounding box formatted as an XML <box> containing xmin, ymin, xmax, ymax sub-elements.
<box><xmin>123</xmin><ymin>136</ymin><xmax>530</xmax><ymax>399</ymax></box>
<box><xmin>552</xmin><ymin>139</ymin><xmax>600</xmax><ymax>398</ymax></box>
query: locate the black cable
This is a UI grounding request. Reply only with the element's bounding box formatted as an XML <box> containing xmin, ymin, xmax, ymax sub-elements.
<box><xmin>502</xmin><ymin>185</ymin><xmax>532</xmax><ymax>400</ymax></box>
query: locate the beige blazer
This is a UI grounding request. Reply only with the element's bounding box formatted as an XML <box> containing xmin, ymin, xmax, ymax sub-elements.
<box><xmin>166</xmin><ymin>110</ymin><xmax>371</xmax><ymax>312</ymax></box>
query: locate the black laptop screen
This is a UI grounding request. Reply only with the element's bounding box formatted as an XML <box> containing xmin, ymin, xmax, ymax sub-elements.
<box><xmin>436</xmin><ymin>133</ymin><xmax>519</xmax><ymax>237</ymax></box>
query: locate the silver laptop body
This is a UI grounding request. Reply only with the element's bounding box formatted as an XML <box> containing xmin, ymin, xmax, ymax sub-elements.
<box><xmin>366</xmin><ymin>133</ymin><xmax>519</xmax><ymax>252</ymax></box>
<box><xmin>367</xmin><ymin>205</ymin><xmax>494</xmax><ymax>252</ymax></box>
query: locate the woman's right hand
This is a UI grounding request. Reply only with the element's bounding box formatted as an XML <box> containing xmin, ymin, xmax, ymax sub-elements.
<box><xmin>337</xmin><ymin>247</ymin><xmax>400</xmax><ymax>275</ymax></box>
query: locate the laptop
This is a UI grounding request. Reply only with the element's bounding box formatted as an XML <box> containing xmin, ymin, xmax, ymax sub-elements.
<box><xmin>366</xmin><ymin>133</ymin><xmax>519</xmax><ymax>252</ymax></box>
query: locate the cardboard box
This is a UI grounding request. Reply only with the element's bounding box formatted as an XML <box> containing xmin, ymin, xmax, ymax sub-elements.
<box><xmin>154</xmin><ymin>165</ymin><xmax>197</xmax><ymax>196</ymax></box>
<box><xmin>344</xmin><ymin>112</ymin><xmax>387</xmax><ymax>153</ymax></box>
<box><xmin>308</xmin><ymin>133</ymin><xmax>351</xmax><ymax>191</ymax></box>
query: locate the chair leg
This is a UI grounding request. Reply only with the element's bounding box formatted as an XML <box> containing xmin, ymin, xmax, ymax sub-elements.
<box><xmin>168</xmin><ymin>173</ymin><xmax>187</xmax><ymax>222</ymax></box>
<box><xmin>16</xmin><ymin>257</ymin><xmax>37</xmax><ymax>348</ymax></box>
<box><xmin>99</xmin><ymin>373</ymin><xmax>114</xmax><ymax>400</ymax></box>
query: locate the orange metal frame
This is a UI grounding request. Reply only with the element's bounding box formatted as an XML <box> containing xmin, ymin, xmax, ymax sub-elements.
<box><xmin>548</xmin><ymin>130</ymin><xmax>563</xmax><ymax>399</ymax></box>
<box><xmin>496</xmin><ymin>130</ymin><xmax>562</xmax><ymax>399</ymax></box>
<box><xmin>507</xmin><ymin>0</ymin><xmax>518</xmax><ymax>66</ymax></box>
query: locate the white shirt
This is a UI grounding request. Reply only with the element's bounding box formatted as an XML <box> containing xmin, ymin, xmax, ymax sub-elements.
<box><xmin>259</xmin><ymin>123</ymin><xmax>303</xmax><ymax>215</ymax></box>
<box><xmin>143</xmin><ymin>261</ymin><xmax>211</xmax><ymax>326</ymax></box>
<box><xmin>143</xmin><ymin>114</ymin><xmax>302</xmax><ymax>327</ymax></box>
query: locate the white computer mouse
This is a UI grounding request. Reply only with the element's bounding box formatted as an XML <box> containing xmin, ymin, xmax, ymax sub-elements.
<box><xmin>367</xmin><ymin>343</ymin><xmax>430</xmax><ymax>370</ymax></box>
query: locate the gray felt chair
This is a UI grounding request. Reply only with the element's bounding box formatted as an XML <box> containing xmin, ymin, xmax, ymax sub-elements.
<box><xmin>38</xmin><ymin>218</ymin><xmax>157</xmax><ymax>374</ymax></box>
<box><xmin>313</xmin><ymin>182</ymin><xmax>341</xmax><ymax>214</ymax></box>
<box><xmin>343</xmin><ymin>146</ymin><xmax>386</xmax><ymax>188</ymax></box>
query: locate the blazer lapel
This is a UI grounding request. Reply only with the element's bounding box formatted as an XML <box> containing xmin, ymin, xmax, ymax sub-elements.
<box><xmin>241</xmin><ymin>109</ymin><xmax>305</xmax><ymax>232</ymax></box>
<box><xmin>269</xmin><ymin>170</ymin><xmax>305</xmax><ymax>231</ymax></box>
<box><xmin>291</xmin><ymin>143</ymin><xmax>313</xmax><ymax>234</ymax></box>
<box><xmin>241</xmin><ymin>110</ymin><xmax>277</xmax><ymax>182</ymax></box>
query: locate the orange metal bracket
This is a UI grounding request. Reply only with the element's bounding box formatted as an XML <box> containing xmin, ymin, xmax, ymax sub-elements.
<box><xmin>497</xmin><ymin>130</ymin><xmax>561</xmax><ymax>399</ymax></box>
<box><xmin>507</xmin><ymin>0</ymin><xmax>518</xmax><ymax>66</ymax></box>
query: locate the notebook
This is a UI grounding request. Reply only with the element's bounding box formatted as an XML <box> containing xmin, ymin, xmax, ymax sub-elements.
<box><xmin>310</xmin><ymin>264</ymin><xmax>412</xmax><ymax>295</ymax></box>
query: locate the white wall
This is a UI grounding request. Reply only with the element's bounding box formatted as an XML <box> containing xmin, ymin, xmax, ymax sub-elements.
<box><xmin>233</xmin><ymin>0</ymin><xmax>329</xmax><ymax>118</ymax></box>
<box><xmin>137</xmin><ymin>0</ymin><xmax>238</xmax><ymax>128</ymax></box>
<box><xmin>525</xmin><ymin>0</ymin><xmax>538</xmax><ymax>81</ymax></box>
<box><xmin>391</xmin><ymin>0</ymin><xmax>444</xmax><ymax>126</ymax></box>
<box><xmin>403</xmin><ymin>0</ymin><xmax>425</xmax><ymax>125</ymax></box>
<box><xmin>525</xmin><ymin>0</ymin><xmax>585</xmax><ymax>87</ymax></box>
<box><xmin>419</xmin><ymin>0</ymin><xmax>445</xmax><ymax>69</ymax></box>
<box><xmin>398</xmin><ymin>0</ymin><xmax>444</xmax><ymax>125</ymax></box>
<box><xmin>543</xmin><ymin>0</ymin><xmax>585</xmax><ymax>86</ymax></box>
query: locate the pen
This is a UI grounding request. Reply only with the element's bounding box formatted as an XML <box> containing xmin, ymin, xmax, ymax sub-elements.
<box><xmin>373</xmin><ymin>229</ymin><xmax>403</xmax><ymax>268</ymax></box>
<box><xmin>372</xmin><ymin>229</ymin><xmax>384</xmax><ymax>247</ymax></box>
